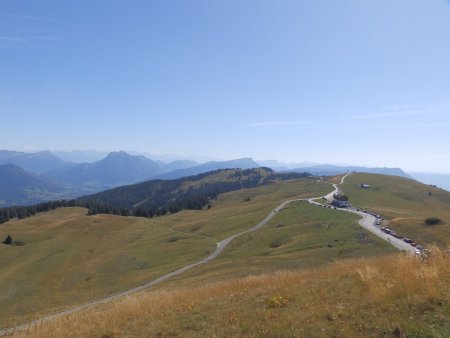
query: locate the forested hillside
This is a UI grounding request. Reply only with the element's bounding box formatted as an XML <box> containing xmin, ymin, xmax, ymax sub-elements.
<box><xmin>76</xmin><ymin>168</ymin><xmax>307</xmax><ymax>217</ymax></box>
<box><xmin>0</xmin><ymin>168</ymin><xmax>308</xmax><ymax>224</ymax></box>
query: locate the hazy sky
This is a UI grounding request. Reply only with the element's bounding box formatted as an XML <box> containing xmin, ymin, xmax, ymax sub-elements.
<box><xmin>1</xmin><ymin>0</ymin><xmax>450</xmax><ymax>172</ymax></box>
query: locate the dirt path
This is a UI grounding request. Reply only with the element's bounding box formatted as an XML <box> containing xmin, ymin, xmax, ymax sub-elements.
<box><xmin>0</xmin><ymin>197</ymin><xmax>306</xmax><ymax>336</ymax></box>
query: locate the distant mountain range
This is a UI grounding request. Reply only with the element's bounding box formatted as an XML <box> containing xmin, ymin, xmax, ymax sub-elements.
<box><xmin>52</xmin><ymin>150</ymin><xmax>109</xmax><ymax>163</ymax></box>
<box><xmin>0</xmin><ymin>151</ymin><xmax>262</xmax><ymax>206</ymax></box>
<box><xmin>0</xmin><ymin>164</ymin><xmax>74</xmax><ymax>207</ymax></box>
<box><xmin>155</xmin><ymin>158</ymin><xmax>261</xmax><ymax>180</ymax></box>
<box><xmin>256</xmin><ymin>160</ymin><xmax>319</xmax><ymax>171</ymax></box>
<box><xmin>0</xmin><ymin>150</ymin><xmax>68</xmax><ymax>173</ymax></box>
<box><xmin>1</xmin><ymin>148</ymin><xmax>430</xmax><ymax>206</ymax></box>
<box><xmin>287</xmin><ymin>164</ymin><xmax>412</xmax><ymax>179</ymax></box>
<box><xmin>46</xmin><ymin>151</ymin><xmax>167</xmax><ymax>192</ymax></box>
<box><xmin>46</xmin><ymin>153</ymin><xmax>260</xmax><ymax>192</ymax></box>
<box><xmin>53</xmin><ymin>150</ymin><xmax>217</xmax><ymax>164</ymax></box>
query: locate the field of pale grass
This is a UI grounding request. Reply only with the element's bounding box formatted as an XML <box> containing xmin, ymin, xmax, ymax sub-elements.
<box><xmin>12</xmin><ymin>247</ymin><xmax>450</xmax><ymax>338</ymax></box>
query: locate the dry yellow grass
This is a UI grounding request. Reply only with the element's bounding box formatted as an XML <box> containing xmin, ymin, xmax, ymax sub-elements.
<box><xmin>12</xmin><ymin>247</ymin><xmax>450</xmax><ymax>338</ymax></box>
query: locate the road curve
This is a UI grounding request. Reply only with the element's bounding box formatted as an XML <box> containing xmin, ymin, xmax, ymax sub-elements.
<box><xmin>341</xmin><ymin>173</ymin><xmax>414</xmax><ymax>252</ymax></box>
<box><xmin>308</xmin><ymin>173</ymin><xmax>414</xmax><ymax>253</ymax></box>
<box><xmin>351</xmin><ymin>210</ymin><xmax>414</xmax><ymax>252</ymax></box>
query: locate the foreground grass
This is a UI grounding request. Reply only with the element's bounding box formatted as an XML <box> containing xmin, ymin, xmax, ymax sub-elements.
<box><xmin>13</xmin><ymin>247</ymin><xmax>450</xmax><ymax>338</ymax></box>
<box><xmin>0</xmin><ymin>178</ymin><xmax>330</xmax><ymax>326</ymax></box>
<box><xmin>343</xmin><ymin>173</ymin><xmax>450</xmax><ymax>246</ymax></box>
<box><xmin>0</xmin><ymin>208</ymin><xmax>212</xmax><ymax>328</ymax></box>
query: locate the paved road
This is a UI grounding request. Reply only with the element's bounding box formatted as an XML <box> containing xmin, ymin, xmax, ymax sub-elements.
<box><xmin>0</xmin><ymin>173</ymin><xmax>414</xmax><ymax>335</ymax></box>
<box><xmin>350</xmin><ymin>210</ymin><xmax>414</xmax><ymax>252</ymax></box>
<box><xmin>307</xmin><ymin>173</ymin><xmax>415</xmax><ymax>253</ymax></box>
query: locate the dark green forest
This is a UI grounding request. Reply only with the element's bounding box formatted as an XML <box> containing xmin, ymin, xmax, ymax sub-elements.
<box><xmin>0</xmin><ymin>168</ymin><xmax>309</xmax><ymax>224</ymax></box>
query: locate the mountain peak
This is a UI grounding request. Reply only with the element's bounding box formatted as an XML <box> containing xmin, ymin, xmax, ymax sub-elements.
<box><xmin>0</xmin><ymin>163</ymin><xmax>26</xmax><ymax>174</ymax></box>
<box><xmin>106</xmin><ymin>150</ymin><xmax>130</xmax><ymax>158</ymax></box>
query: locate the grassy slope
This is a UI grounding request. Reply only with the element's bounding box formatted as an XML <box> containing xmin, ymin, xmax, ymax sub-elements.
<box><xmin>6</xmin><ymin>173</ymin><xmax>449</xmax><ymax>336</ymax></box>
<box><xmin>156</xmin><ymin>201</ymin><xmax>395</xmax><ymax>289</ymax></box>
<box><xmin>342</xmin><ymin>173</ymin><xmax>450</xmax><ymax>246</ymax></box>
<box><xmin>14</xmin><ymin>248</ymin><xmax>450</xmax><ymax>338</ymax></box>
<box><xmin>0</xmin><ymin>178</ymin><xmax>330</xmax><ymax>326</ymax></box>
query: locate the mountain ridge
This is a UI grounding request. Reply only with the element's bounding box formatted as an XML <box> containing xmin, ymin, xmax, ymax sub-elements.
<box><xmin>0</xmin><ymin>150</ymin><xmax>68</xmax><ymax>173</ymax></box>
<box><xmin>286</xmin><ymin>164</ymin><xmax>412</xmax><ymax>179</ymax></box>
<box><xmin>45</xmin><ymin>151</ymin><xmax>165</xmax><ymax>192</ymax></box>
<box><xmin>0</xmin><ymin>164</ymin><xmax>73</xmax><ymax>206</ymax></box>
<box><xmin>155</xmin><ymin>158</ymin><xmax>261</xmax><ymax>180</ymax></box>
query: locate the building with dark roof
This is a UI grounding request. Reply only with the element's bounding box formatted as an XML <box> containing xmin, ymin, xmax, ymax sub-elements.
<box><xmin>331</xmin><ymin>193</ymin><xmax>349</xmax><ymax>208</ymax></box>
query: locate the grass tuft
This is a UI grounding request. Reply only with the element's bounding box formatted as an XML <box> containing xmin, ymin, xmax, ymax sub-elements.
<box><xmin>267</xmin><ymin>295</ymin><xmax>289</xmax><ymax>308</ymax></box>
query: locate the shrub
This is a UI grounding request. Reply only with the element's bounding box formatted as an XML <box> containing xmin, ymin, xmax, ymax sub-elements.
<box><xmin>267</xmin><ymin>295</ymin><xmax>289</xmax><ymax>308</ymax></box>
<box><xmin>424</xmin><ymin>217</ymin><xmax>443</xmax><ymax>226</ymax></box>
<box><xmin>270</xmin><ymin>238</ymin><xmax>288</xmax><ymax>248</ymax></box>
<box><xmin>2</xmin><ymin>235</ymin><xmax>12</xmax><ymax>245</ymax></box>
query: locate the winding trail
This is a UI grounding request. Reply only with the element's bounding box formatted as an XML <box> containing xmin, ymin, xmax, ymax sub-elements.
<box><xmin>0</xmin><ymin>196</ymin><xmax>304</xmax><ymax>335</ymax></box>
<box><xmin>0</xmin><ymin>173</ymin><xmax>412</xmax><ymax>335</ymax></box>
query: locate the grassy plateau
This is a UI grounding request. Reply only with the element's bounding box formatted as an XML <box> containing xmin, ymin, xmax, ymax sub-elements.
<box><xmin>342</xmin><ymin>173</ymin><xmax>450</xmax><ymax>246</ymax></box>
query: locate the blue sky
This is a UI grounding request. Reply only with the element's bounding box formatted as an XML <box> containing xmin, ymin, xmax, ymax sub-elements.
<box><xmin>1</xmin><ymin>0</ymin><xmax>450</xmax><ymax>172</ymax></box>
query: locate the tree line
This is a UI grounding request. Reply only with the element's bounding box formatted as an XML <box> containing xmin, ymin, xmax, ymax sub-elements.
<box><xmin>0</xmin><ymin>168</ymin><xmax>310</xmax><ymax>224</ymax></box>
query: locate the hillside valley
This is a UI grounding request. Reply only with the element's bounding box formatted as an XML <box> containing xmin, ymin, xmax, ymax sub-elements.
<box><xmin>0</xmin><ymin>171</ymin><xmax>332</xmax><ymax>327</ymax></box>
<box><xmin>1</xmin><ymin>171</ymin><xmax>449</xmax><ymax>336</ymax></box>
<box><xmin>0</xmin><ymin>164</ymin><xmax>74</xmax><ymax>207</ymax></box>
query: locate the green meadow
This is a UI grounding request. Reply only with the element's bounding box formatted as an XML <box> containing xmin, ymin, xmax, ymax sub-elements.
<box><xmin>0</xmin><ymin>178</ymin><xmax>329</xmax><ymax>326</ymax></box>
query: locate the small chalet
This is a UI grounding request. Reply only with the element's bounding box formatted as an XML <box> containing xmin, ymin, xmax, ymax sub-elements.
<box><xmin>331</xmin><ymin>193</ymin><xmax>349</xmax><ymax>208</ymax></box>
